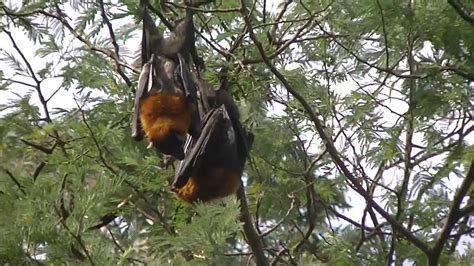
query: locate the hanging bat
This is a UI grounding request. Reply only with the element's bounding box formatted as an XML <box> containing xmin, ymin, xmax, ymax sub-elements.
<box><xmin>131</xmin><ymin>0</ymin><xmax>202</xmax><ymax>159</ymax></box>
<box><xmin>171</xmin><ymin>80</ymin><xmax>254</xmax><ymax>203</ymax></box>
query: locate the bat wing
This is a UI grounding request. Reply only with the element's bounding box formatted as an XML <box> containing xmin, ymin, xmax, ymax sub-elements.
<box><xmin>172</xmin><ymin>106</ymin><xmax>230</xmax><ymax>189</ymax></box>
<box><xmin>131</xmin><ymin>58</ymin><xmax>153</xmax><ymax>140</ymax></box>
<box><xmin>230</xmin><ymin>117</ymin><xmax>254</xmax><ymax>159</ymax></box>
<box><xmin>177</xmin><ymin>53</ymin><xmax>201</xmax><ymax>137</ymax></box>
<box><xmin>177</xmin><ymin>53</ymin><xmax>196</xmax><ymax>101</ymax></box>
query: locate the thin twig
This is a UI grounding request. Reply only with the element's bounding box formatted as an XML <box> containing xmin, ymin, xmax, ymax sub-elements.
<box><xmin>3</xmin><ymin>169</ymin><xmax>26</xmax><ymax>194</ymax></box>
<box><xmin>55</xmin><ymin>207</ymin><xmax>95</xmax><ymax>265</ymax></box>
<box><xmin>98</xmin><ymin>0</ymin><xmax>132</xmax><ymax>87</ymax></box>
<box><xmin>259</xmin><ymin>194</ymin><xmax>296</xmax><ymax>237</ymax></box>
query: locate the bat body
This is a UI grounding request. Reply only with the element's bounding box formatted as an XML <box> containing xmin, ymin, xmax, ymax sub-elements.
<box><xmin>172</xmin><ymin>82</ymin><xmax>254</xmax><ymax>203</ymax></box>
<box><xmin>132</xmin><ymin>0</ymin><xmax>202</xmax><ymax>159</ymax></box>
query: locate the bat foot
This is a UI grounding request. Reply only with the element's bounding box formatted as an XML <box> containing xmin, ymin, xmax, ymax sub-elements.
<box><xmin>163</xmin><ymin>155</ymin><xmax>176</xmax><ymax>167</ymax></box>
<box><xmin>194</xmin><ymin>57</ymin><xmax>205</xmax><ymax>72</ymax></box>
<box><xmin>131</xmin><ymin>132</ymin><xmax>144</xmax><ymax>141</ymax></box>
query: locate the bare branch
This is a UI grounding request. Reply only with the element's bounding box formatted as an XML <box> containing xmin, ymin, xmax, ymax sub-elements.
<box><xmin>98</xmin><ymin>0</ymin><xmax>132</xmax><ymax>87</ymax></box>
<box><xmin>55</xmin><ymin>206</ymin><xmax>95</xmax><ymax>265</ymax></box>
<box><xmin>3</xmin><ymin>169</ymin><xmax>26</xmax><ymax>194</ymax></box>
<box><xmin>430</xmin><ymin>162</ymin><xmax>474</xmax><ymax>260</ymax></box>
<box><xmin>4</xmin><ymin>29</ymin><xmax>52</xmax><ymax>122</ymax></box>
<box><xmin>448</xmin><ymin>0</ymin><xmax>474</xmax><ymax>24</ymax></box>
<box><xmin>20</xmin><ymin>139</ymin><xmax>56</xmax><ymax>154</ymax></box>
<box><xmin>259</xmin><ymin>194</ymin><xmax>296</xmax><ymax>237</ymax></box>
<box><xmin>237</xmin><ymin>183</ymin><xmax>269</xmax><ymax>266</ymax></box>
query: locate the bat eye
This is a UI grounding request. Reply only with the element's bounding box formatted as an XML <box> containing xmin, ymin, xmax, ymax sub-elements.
<box><xmin>176</xmin><ymin>133</ymin><xmax>185</xmax><ymax>143</ymax></box>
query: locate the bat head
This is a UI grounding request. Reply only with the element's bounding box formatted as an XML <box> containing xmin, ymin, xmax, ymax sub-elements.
<box><xmin>148</xmin><ymin>132</ymin><xmax>186</xmax><ymax>160</ymax></box>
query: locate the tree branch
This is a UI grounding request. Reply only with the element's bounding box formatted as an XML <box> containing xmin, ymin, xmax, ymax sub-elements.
<box><xmin>3</xmin><ymin>169</ymin><xmax>26</xmax><ymax>194</ymax></box>
<box><xmin>448</xmin><ymin>0</ymin><xmax>474</xmax><ymax>24</ymax></box>
<box><xmin>237</xmin><ymin>183</ymin><xmax>269</xmax><ymax>266</ymax></box>
<box><xmin>4</xmin><ymin>29</ymin><xmax>52</xmax><ymax>122</ymax></box>
<box><xmin>98</xmin><ymin>0</ymin><xmax>132</xmax><ymax>87</ymax></box>
<box><xmin>430</xmin><ymin>162</ymin><xmax>474</xmax><ymax>259</ymax></box>
<box><xmin>41</xmin><ymin>6</ymin><xmax>139</xmax><ymax>75</ymax></box>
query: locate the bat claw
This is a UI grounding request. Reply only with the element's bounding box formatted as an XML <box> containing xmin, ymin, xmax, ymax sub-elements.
<box><xmin>164</xmin><ymin>155</ymin><xmax>176</xmax><ymax>166</ymax></box>
<box><xmin>147</xmin><ymin>142</ymin><xmax>153</xmax><ymax>149</ymax></box>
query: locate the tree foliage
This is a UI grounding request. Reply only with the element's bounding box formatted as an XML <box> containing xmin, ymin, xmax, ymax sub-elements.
<box><xmin>0</xmin><ymin>0</ymin><xmax>473</xmax><ymax>265</ymax></box>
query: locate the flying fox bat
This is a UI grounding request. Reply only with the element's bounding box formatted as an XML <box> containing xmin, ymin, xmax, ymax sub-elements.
<box><xmin>171</xmin><ymin>80</ymin><xmax>254</xmax><ymax>203</ymax></box>
<box><xmin>131</xmin><ymin>0</ymin><xmax>202</xmax><ymax>160</ymax></box>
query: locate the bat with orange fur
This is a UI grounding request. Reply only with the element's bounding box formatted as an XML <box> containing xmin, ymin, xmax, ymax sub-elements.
<box><xmin>131</xmin><ymin>0</ymin><xmax>202</xmax><ymax>159</ymax></box>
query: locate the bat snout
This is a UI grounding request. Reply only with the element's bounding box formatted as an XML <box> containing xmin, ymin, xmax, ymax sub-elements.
<box><xmin>148</xmin><ymin>133</ymin><xmax>186</xmax><ymax>160</ymax></box>
<box><xmin>168</xmin><ymin>148</ymin><xmax>185</xmax><ymax>161</ymax></box>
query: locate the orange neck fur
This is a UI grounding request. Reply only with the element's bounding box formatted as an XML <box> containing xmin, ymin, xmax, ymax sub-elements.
<box><xmin>139</xmin><ymin>93</ymin><xmax>191</xmax><ymax>143</ymax></box>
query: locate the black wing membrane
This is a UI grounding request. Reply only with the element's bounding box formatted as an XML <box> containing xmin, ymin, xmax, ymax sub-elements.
<box><xmin>132</xmin><ymin>0</ymin><xmax>158</xmax><ymax>141</ymax></box>
<box><xmin>178</xmin><ymin>53</ymin><xmax>196</xmax><ymax>101</ymax></box>
<box><xmin>172</xmin><ymin>106</ymin><xmax>231</xmax><ymax>188</ymax></box>
<box><xmin>177</xmin><ymin>54</ymin><xmax>201</xmax><ymax>137</ymax></box>
<box><xmin>131</xmin><ymin>57</ymin><xmax>154</xmax><ymax>141</ymax></box>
